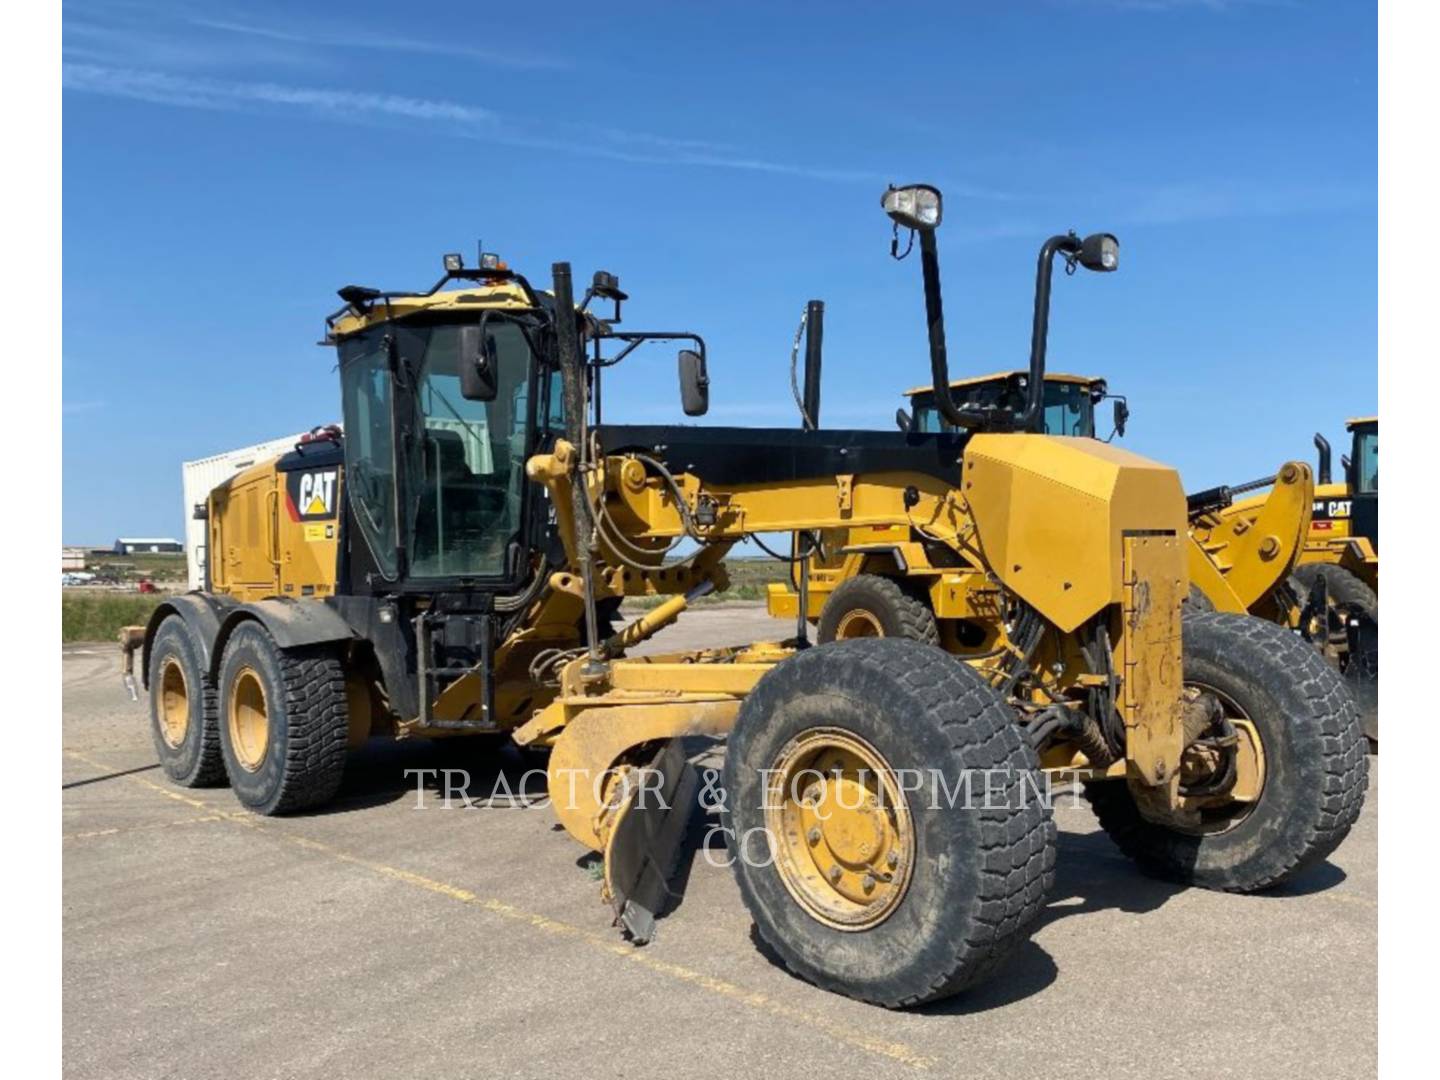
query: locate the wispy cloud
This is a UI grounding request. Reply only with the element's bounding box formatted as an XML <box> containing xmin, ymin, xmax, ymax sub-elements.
<box><xmin>186</xmin><ymin>16</ymin><xmax>568</xmax><ymax>70</ymax></box>
<box><xmin>61</xmin><ymin>62</ymin><xmax>896</xmax><ymax>183</ymax></box>
<box><xmin>63</xmin><ymin>63</ymin><xmax>498</xmax><ymax>125</ymax></box>
<box><xmin>61</xmin><ymin>7</ymin><xmax>1013</xmax><ymax>196</ymax></box>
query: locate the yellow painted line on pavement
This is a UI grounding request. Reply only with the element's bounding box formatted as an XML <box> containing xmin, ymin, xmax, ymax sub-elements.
<box><xmin>62</xmin><ymin>749</ymin><xmax>935</xmax><ymax>1070</ymax></box>
<box><xmin>64</xmin><ymin>815</ymin><xmax>225</xmax><ymax>841</ymax></box>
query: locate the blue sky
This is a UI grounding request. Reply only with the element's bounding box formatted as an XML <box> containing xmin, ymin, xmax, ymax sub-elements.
<box><xmin>62</xmin><ymin>0</ymin><xmax>1376</xmax><ymax>544</ymax></box>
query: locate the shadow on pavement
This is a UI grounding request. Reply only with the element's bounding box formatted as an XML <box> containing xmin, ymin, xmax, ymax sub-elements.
<box><xmin>62</xmin><ymin>762</ymin><xmax>160</xmax><ymax>790</ymax></box>
<box><xmin>306</xmin><ymin>738</ymin><xmax>549</xmax><ymax>816</ymax></box>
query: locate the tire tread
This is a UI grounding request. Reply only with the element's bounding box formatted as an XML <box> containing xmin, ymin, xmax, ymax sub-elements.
<box><xmin>1086</xmin><ymin>612</ymin><xmax>1367</xmax><ymax>891</ymax></box>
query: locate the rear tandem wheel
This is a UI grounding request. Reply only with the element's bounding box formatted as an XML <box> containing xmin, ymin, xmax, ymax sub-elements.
<box><xmin>216</xmin><ymin>621</ymin><xmax>351</xmax><ymax>815</ymax></box>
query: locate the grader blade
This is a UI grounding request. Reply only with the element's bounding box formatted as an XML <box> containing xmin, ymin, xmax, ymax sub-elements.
<box><xmin>602</xmin><ymin>738</ymin><xmax>700</xmax><ymax>945</ymax></box>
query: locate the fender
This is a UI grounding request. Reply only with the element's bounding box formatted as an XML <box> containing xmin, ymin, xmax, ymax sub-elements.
<box><xmin>139</xmin><ymin>591</ymin><xmax>236</xmax><ymax>690</ymax></box>
<box><xmin>210</xmin><ymin>598</ymin><xmax>357</xmax><ymax>681</ymax></box>
<box><xmin>142</xmin><ymin>594</ymin><xmax>357</xmax><ymax>688</ymax></box>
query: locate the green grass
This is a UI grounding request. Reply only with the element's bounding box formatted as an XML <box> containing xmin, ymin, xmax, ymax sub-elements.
<box><xmin>59</xmin><ymin>557</ymin><xmax>792</xmax><ymax>637</ymax></box>
<box><xmin>85</xmin><ymin>552</ymin><xmax>188</xmax><ymax>582</ymax></box>
<box><xmin>62</xmin><ymin>593</ymin><xmax>164</xmax><ymax>643</ymax></box>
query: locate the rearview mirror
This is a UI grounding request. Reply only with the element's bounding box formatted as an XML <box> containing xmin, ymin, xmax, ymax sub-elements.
<box><xmin>678</xmin><ymin>349</ymin><xmax>709</xmax><ymax>417</ymax></box>
<box><xmin>458</xmin><ymin>324</ymin><xmax>498</xmax><ymax>402</ymax></box>
<box><xmin>1112</xmin><ymin>397</ymin><xmax>1130</xmax><ymax>439</ymax></box>
<box><xmin>895</xmin><ymin>407</ymin><xmax>912</xmax><ymax>433</ymax></box>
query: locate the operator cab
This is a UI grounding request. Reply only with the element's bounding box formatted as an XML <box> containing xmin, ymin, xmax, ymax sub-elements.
<box><xmin>902</xmin><ymin>372</ymin><xmax>1108</xmax><ymax>438</ymax></box>
<box><xmin>323</xmin><ymin>254</ymin><xmax>705</xmax><ymax>598</ymax></box>
<box><xmin>1345</xmin><ymin>416</ymin><xmax>1378</xmax><ymax>548</ymax></box>
<box><xmin>327</xmin><ymin>265</ymin><xmax>563</xmax><ymax>592</ymax></box>
<box><xmin>1347</xmin><ymin>417</ymin><xmax>1378</xmax><ymax>496</ymax></box>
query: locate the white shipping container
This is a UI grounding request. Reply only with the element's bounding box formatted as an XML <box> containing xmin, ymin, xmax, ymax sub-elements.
<box><xmin>181</xmin><ymin>433</ymin><xmax>313</xmax><ymax>590</ymax></box>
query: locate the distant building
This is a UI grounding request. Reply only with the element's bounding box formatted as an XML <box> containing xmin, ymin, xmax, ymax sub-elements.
<box><xmin>114</xmin><ymin>538</ymin><xmax>183</xmax><ymax>555</ymax></box>
<box><xmin>61</xmin><ymin>547</ymin><xmax>87</xmax><ymax>571</ymax></box>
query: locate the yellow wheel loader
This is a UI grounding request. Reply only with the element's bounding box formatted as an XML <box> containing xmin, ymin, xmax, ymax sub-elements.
<box><xmin>1302</xmin><ymin>418</ymin><xmax>1379</xmax><ymax>586</ymax></box>
<box><xmin>1231</xmin><ymin>417</ymin><xmax>1378</xmax><ymax>739</ymax></box>
<box><xmin>120</xmin><ymin>186</ymin><xmax>1366</xmax><ymax>1008</ymax></box>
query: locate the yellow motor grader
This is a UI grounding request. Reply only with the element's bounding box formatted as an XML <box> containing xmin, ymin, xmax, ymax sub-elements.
<box><xmin>121</xmin><ymin>185</ymin><xmax>1366</xmax><ymax>1008</ymax></box>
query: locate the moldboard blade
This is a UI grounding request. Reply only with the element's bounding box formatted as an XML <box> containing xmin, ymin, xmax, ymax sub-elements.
<box><xmin>603</xmin><ymin>738</ymin><xmax>700</xmax><ymax>945</ymax></box>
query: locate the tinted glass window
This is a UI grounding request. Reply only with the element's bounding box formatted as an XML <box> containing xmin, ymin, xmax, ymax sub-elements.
<box><xmin>338</xmin><ymin>335</ymin><xmax>399</xmax><ymax>576</ymax></box>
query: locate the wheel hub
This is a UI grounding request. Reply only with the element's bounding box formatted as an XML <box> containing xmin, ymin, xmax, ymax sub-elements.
<box><xmin>1173</xmin><ymin>685</ymin><xmax>1267</xmax><ymax>833</ymax></box>
<box><xmin>834</xmin><ymin>609</ymin><xmax>884</xmax><ymax>640</ymax></box>
<box><xmin>158</xmin><ymin>658</ymin><xmax>189</xmax><ymax>749</ymax></box>
<box><xmin>765</xmin><ymin>728</ymin><xmax>914</xmax><ymax>929</ymax></box>
<box><xmin>227</xmin><ymin>667</ymin><xmax>270</xmax><ymax>772</ymax></box>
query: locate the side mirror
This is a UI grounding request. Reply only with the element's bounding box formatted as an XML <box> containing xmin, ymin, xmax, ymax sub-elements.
<box><xmin>1112</xmin><ymin>397</ymin><xmax>1130</xmax><ymax>439</ymax></box>
<box><xmin>458</xmin><ymin>324</ymin><xmax>498</xmax><ymax>401</ymax></box>
<box><xmin>678</xmin><ymin>349</ymin><xmax>709</xmax><ymax>417</ymax></box>
<box><xmin>895</xmin><ymin>408</ymin><xmax>912</xmax><ymax>433</ymax></box>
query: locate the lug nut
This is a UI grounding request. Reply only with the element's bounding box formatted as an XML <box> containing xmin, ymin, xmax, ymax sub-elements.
<box><xmin>862</xmin><ymin>874</ymin><xmax>876</xmax><ymax>892</ymax></box>
<box><xmin>887</xmin><ymin>851</ymin><xmax>900</xmax><ymax>868</ymax></box>
<box><xmin>828</xmin><ymin>866</ymin><xmax>842</xmax><ymax>884</ymax></box>
<box><xmin>807</xmin><ymin>827</ymin><xmax>821</xmax><ymax>845</ymax></box>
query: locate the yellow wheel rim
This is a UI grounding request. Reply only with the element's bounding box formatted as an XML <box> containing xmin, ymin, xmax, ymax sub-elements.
<box><xmin>765</xmin><ymin>727</ymin><xmax>915</xmax><ymax>930</ymax></box>
<box><xmin>1177</xmin><ymin>685</ymin><xmax>1267</xmax><ymax>834</ymax></box>
<box><xmin>158</xmin><ymin>657</ymin><xmax>190</xmax><ymax>749</ymax></box>
<box><xmin>227</xmin><ymin>667</ymin><xmax>270</xmax><ymax>773</ymax></box>
<box><xmin>834</xmin><ymin>609</ymin><xmax>884</xmax><ymax>640</ymax></box>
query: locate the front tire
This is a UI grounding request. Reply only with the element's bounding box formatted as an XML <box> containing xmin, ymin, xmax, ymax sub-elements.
<box><xmin>1085</xmin><ymin>612</ymin><xmax>1368</xmax><ymax>891</ymax></box>
<box><xmin>217</xmin><ymin>622</ymin><xmax>350</xmax><ymax>815</ymax></box>
<box><xmin>723</xmin><ymin>638</ymin><xmax>1054</xmax><ymax>1008</ymax></box>
<box><xmin>147</xmin><ymin>616</ymin><xmax>226</xmax><ymax>787</ymax></box>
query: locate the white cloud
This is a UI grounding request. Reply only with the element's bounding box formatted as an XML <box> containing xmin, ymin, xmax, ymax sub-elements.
<box><xmin>186</xmin><ymin>16</ymin><xmax>568</xmax><ymax>70</ymax></box>
<box><xmin>63</xmin><ymin>63</ymin><xmax>498</xmax><ymax>125</ymax></box>
<box><xmin>61</xmin><ymin>63</ymin><xmax>893</xmax><ymax>184</ymax></box>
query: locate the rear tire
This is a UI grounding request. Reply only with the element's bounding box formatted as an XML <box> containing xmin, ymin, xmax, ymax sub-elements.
<box><xmin>1085</xmin><ymin>613</ymin><xmax>1367</xmax><ymax>891</ymax></box>
<box><xmin>816</xmin><ymin>575</ymin><xmax>939</xmax><ymax>646</ymax></box>
<box><xmin>723</xmin><ymin>638</ymin><xmax>1054</xmax><ymax>1008</ymax></box>
<box><xmin>217</xmin><ymin>622</ymin><xmax>350</xmax><ymax>815</ymax></box>
<box><xmin>147</xmin><ymin>616</ymin><xmax>226</xmax><ymax>787</ymax></box>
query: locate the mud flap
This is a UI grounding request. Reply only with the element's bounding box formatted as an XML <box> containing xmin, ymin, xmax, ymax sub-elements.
<box><xmin>1345</xmin><ymin>612</ymin><xmax>1379</xmax><ymax>745</ymax></box>
<box><xmin>602</xmin><ymin>738</ymin><xmax>700</xmax><ymax>945</ymax></box>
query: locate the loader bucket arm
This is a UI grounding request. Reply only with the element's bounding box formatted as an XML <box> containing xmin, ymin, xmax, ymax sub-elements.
<box><xmin>1191</xmin><ymin>462</ymin><xmax>1314</xmax><ymax>611</ymax></box>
